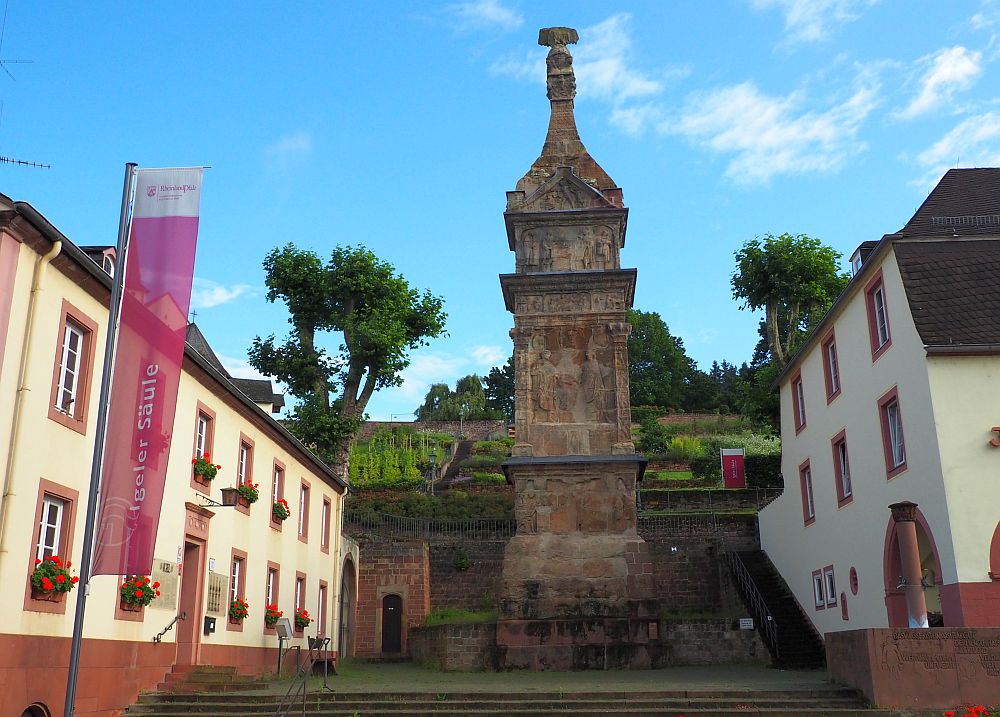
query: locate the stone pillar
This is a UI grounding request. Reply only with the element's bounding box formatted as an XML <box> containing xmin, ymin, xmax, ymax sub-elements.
<box><xmin>889</xmin><ymin>501</ymin><xmax>929</xmax><ymax>628</ymax></box>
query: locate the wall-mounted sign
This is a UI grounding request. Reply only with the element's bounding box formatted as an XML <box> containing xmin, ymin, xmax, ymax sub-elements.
<box><xmin>739</xmin><ymin>617</ymin><xmax>754</xmax><ymax>630</ymax></box>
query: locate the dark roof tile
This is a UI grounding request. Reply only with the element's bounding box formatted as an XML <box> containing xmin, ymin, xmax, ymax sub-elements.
<box><xmin>899</xmin><ymin>168</ymin><xmax>1000</xmax><ymax>237</ymax></box>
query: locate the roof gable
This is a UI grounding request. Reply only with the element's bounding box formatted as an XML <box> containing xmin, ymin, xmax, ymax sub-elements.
<box><xmin>899</xmin><ymin>168</ymin><xmax>1000</xmax><ymax>237</ymax></box>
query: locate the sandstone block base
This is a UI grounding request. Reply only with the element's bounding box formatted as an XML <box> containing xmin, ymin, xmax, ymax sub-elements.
<box><xmin>496</xmin><ymin>616</ymin><xmax>663</xmax><ymax>670</ymax></box>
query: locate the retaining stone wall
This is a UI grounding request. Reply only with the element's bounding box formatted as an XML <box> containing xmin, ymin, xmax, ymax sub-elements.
<box><xmin>429</xmin><ymin>540</ymin><xmax>506</xmax><ymax>611</ymax></box>
<box><xmin>409</xmin><ymin>623</ymin><xmax>498</xmax><ymax>671</ymax></box>
<box><xmin>660</xmin><ymin>618</ymin><xmax>769</xmax><ymax>665</ymax></box>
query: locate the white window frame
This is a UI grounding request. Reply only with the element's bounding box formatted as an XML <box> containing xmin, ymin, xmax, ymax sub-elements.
<box><xmin>272</xmin><ymin>467</ymin><xmax>283</xmax><ymax>505</ymax></box>
<box><xmin>824</xmin><ymin>567</ymin><xmax>837</xmax><ymax>607</ymax></box>
<box><xmin>238</xmin><ymin>443</ymin><xmax>249</xmax><ymax>484</ymax></box>
<box><xmin>321</xmin><ymin>499</ymin><xmax>330</xmax><ymax>548</ymax></box>
<box><xmin>803</xmin><ymin>467</ymin><xmax>815</xmax><ymax>520</ymax></box>
<box><xmin>55</xmin><ymin>321</ymin><xmax>85</xmax><ymax>416</ymax></box>
<box><xmin>794</xmin><ymin>379</ymin><xmax>806</xmax><ymax>428</ymax></box>
<box><xmin>298</xmin><ymin>484</ymin><xmax>308</xmax><ymax>537</ymax></box>
<box><xmin>317</xmin><ymin>584</ymin><xmax>327</xmax><ymax>635</ymax></box>
<box><xmin>826</xmin><ymin>341</ymin><xmax>840</xmax><ymax>395</ymax></box>
<box><xmin>266</xmin><ymin>568</ymin><xmax>277</xmax><ymax>605</ymax></box>
<box><xmin>886</xmin><ymin>401</ymin><xmax>905</xmax><ymax>467</ymax></box>
<box><xmin>295</xmin><ymin>577</ymin><xmax>304</xmax><ymax>611</ymax></box>
<box><xmin>230</xmin><ymin>556</ymin><xmax>244</xmax><ymax>603</ymax></box>
<box><xmin>873</xmin><ymin>286</ymin><xmax>889</xmax><ymax>347</ymax></box>
<box><xmin>837</xmin><ymin>440</ymin><xmax>852</xmax><ymax>498</ymax></box>
<box><xmin>812</xmin><ymin>572</ymin><xmax>825</xmax><ymax>608</ymax></box>
<box><xmin>37</xmin><ymin>495</ymin><xmax>66</xmax><ymax>561</ymax></box>
<box><xmin>195</xmin><ymin>413</ymin><xmax>209</xmax><ymax>458</ymax></box>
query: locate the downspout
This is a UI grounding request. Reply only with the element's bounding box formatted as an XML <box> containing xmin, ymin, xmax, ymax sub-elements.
<box><xmin>0</xmin><ymin>234</ymin><xmax>62</xmax><ymax>570</ymax></box>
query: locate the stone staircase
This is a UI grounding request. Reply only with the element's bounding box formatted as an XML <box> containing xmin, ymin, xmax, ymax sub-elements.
<box><xmin>153</xmin><ymin>665</ymin><xmax>270</xmax><ymax>694</ymax></box>
<box><xmin>733</xmin><ymin>550</ymin><xmax>827</xmax><ymax>670</ymax></box>
<box><xmin>126</xmin><ymin>687</ymin><xmax>887</xmax><ymax>716</ymax></box>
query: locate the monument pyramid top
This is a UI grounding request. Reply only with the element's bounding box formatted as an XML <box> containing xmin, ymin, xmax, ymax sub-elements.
<box><xmin>514</xmin><ymin>27</ymin><xmax>621</xmax><ymax>204</ymax></box>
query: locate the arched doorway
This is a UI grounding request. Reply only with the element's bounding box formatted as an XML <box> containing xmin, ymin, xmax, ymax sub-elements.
<box><xmin>883</xmin><ymin>507</ymin><xmax>943</xmax><ymax>627</ymax></box>
<box><xmin>381</xmin><ymin>594</ymin><xmax>403</xmax><ymax>654</ymax></box>
<box><xmin>989</xmin><ymin>521</ymin><xmax>1000</xmax><ymax>580</ymax></box>
<box><xmin>337</xmin><ymin>558</ymin><xmax>357</xmax><ymax>659</ymax></box>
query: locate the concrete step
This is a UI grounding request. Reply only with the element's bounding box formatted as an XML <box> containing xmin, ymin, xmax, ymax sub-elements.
<box><xmin>128</xmin><ymin>709</ymin><xmax>890</xmax><ymax>717</ymax></box>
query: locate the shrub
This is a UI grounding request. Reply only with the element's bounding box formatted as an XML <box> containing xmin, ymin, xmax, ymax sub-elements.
<box><xmin>471</xmin><ymin>471</ymin><xmax>506</xmax><ymax>485</ymax></box>
<box><xmin>631</xmin><ymin>405</ymin><xmax>665</xmax><ymax>424</ymax></box>
<box><xmin>690</xmin><ymin>453</ymin><xmax>722</xmax><ymax>482</ymax></box>
<box><xmin>347</xmin><ymin>491</ymin><xmax>513</xmax><ymax>521</ymax></box>
<box><xmin>471</xmin><ymin>437</ymin><xmax>513</xmax><ymax>456</ymax></box>
<box><xmin>453</xmin><ymin>547</ymin><xmax>471</xmax><ymax>571</ymax></box>
<box><xmin>745</xmin><ymin>454</ymin><xmax>783</xmax><ymax>488</ymax></box>
<box><xmin>665</xmin><ymin>435</ymin><xmax>704</xmax><ymax>462</ymax></box>
<box><xmin>457</xmin><ymin>454</ymin><xmax>506</xmax><ymax>470</ymax></box>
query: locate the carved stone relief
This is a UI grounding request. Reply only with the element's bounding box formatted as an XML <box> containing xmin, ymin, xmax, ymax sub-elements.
<box><xmin>517</xmin><ymin>225</ymin><xmax>619</xmax><ymax>274</ymax></box>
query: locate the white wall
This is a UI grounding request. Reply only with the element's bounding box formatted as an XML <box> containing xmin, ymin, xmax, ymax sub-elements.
<box><xmin>759</xmin><ymin>246</ymin><xmax>953</xmax><ymax>636</ymax></box>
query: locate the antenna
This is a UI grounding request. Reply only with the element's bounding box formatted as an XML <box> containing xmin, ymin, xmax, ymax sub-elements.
<box><xmin>0</xmin><ymin>0</ymin><xmax>32</xmax><ymax>81</ymax></box>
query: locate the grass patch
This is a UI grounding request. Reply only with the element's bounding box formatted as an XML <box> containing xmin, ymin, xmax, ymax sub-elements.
<box><xmin>647</xmin><ymin>470</ymin><xmax>694</xmax><ymax>481</ymax></box>
<box><xmin>424</xmin><ymin>608</ymin><xmax>498</xmax><ymax>626</ymax></box>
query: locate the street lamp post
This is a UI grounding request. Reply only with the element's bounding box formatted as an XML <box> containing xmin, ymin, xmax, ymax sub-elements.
<box><xmin>429</xmin><ymin>451</ymin><xmax>437</xmax><ymax>496</ymax></box>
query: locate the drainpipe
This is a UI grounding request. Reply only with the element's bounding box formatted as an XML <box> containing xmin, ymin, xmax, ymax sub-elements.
<box><xmin>0</xmin><ymin>232</ymin><xmax>63</xmax><ymax>570</ymax></box>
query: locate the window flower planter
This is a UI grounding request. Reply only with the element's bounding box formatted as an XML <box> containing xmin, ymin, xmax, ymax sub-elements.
<box><xmin>30</xmin><ymin>555</ymin><xmax>78</xmax><ymax>601</ymax></box>
<box><xmin>31</xmin><ymin>586</ymin><xmax>66</xmax><ymax>603</ymax></box>
<box><xmin>192</xmin><ymin>454</ymin><xmax>221</xmax><ymax>486</ymax></box>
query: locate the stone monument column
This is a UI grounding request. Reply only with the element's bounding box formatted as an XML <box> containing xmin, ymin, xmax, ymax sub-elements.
<box><xmin>889</xmin><ymin>501</ymin><xmax>929</xmax><ymax>628</ymax></box>
<box><xmin>496</xmin><ymin>28</ymin><xmax>658</xmax><ymax>670</ymax></box>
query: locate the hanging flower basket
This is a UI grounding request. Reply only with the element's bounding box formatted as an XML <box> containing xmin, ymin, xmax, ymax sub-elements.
<box><xmin>192</xmin><ymin>454</ymin><xmax>221</xmax><ymax>485</ymax></box>
<box><xmin>272</xmin><ymin>498</ymin><xmax>290</xmax><ymax>522</ymax></box>
<box><xmin>120</xmin><ymin>575</ymin><xmax>160</xmax><ymax>610</ymax></box>
<box><xmin>30</xmin><ymin>555</ymin><xmax>78</xmax><ymax>601</ymax></box>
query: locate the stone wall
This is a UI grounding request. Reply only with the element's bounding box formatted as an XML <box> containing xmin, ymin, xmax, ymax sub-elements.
<box><xmin>641</xmin><ymin>488</ymin><xmax>781</xmax><ymax>512</ymax></box>
<box><xmin>659</xmin><ymin>618</ymin><xmax>769</xmax><ymax>665</ymax></box>
<box><xmin>409</xmin><ymin>623</ymin><xmax>498</xmax><ymax>671</ymax></box>
<box><xmin>354</xmin><ymin>539</ymin><xmax>430</xmax><ymax>658</ymax></box>
<box><xmin>429</xmin><ymin>540</ymin><xmax>506</xmax><ymax>611</ymax></box>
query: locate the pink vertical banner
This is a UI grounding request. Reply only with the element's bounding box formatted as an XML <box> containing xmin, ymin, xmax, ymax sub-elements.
<box><xmin>93</xmin><ymin>168</ymin><xmax>203</xmax><ymax>576</ymax></box>
<box><xmin>721</xmin><ymin>448</ymin><xmax>746</xmax><ymax>489</ymax></box>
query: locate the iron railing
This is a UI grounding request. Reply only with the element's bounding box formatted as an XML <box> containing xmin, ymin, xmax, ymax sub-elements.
<box><xmin>725</xmin><ymin>551</ymin><xmax>778</xmax><ymax>659</ymax></box>
<box><xmin>152</xmin><ymin>612</ymin><xmax>185</xmax><ymax>644</ymax></box>
<box><xmin>345</xmin><ymin>510</ymin><xmax>516</xmax><ymax>539</ymax></box>
<box><xmin>641</xmin><ymin>486</ymin><xmax>782</xmax><ymax>511</ymax></box>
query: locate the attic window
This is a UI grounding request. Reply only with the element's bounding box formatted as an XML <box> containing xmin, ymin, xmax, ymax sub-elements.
<box><xmin>102</xmin><ymin>254</ymin><xmax>115</xmax><ymax>276</ymax></box>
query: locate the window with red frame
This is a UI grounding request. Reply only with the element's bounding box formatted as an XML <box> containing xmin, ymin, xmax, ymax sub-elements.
<box><xmin>831</xmin><ymin>431</ymin><xmax>852</xmax><ymax>505</ymax></box>
<box><xmin>821</xmin><ymin>333</ymin><xmax>841</xmax><ymax>400</ymax></box>
<box><xmin>865</xmin><ymin>272</ymin><xmax>892</xmax><ymax>360</ymax></box>
<box><xmin>799</xmin><ymin>461</ymin><xmax>815</xmax><ymax>524</ymax></box>
<box><xmin>878</xmin><ymin>388</ymin><xmax>907</xmax><ymax>478</ymax></box>
<box><xmin>792</xmin><ymin>373</ymin><xmax>806</xmax><ymax>432</ymax></box>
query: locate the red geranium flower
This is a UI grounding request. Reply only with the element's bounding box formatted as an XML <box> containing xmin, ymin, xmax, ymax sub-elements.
<box><xmin>153</xmin><ymin>581</ymin><xmax>161</xmax><ymax>589</ymax></box>
<box><xmin>41</xmin><ymin>577</ymin><xmax>54</xmax><ymax>590</ymax></box>
<box><xmin>155</xmin><ymin>590</ymin><xmax>161</xmax><ymax>596</ymax></box>
<box><xmin>71</xmin><ymin>576</ymin><xmax>79</xmax><ymax>584</ymax></box>
<box><xmin>35</xmin><ymin>559</ymin><xmax>41</xmax><ymax>565</ymax></box>
<box><xmin>134</xmin><ymin>589</ymin><xmax>143</xmax><ymax>597</ymax></box>
<box><xmin>56</xmin><ymin>574</ymin><xmax>66</xmax><ymax>584</ymax></box>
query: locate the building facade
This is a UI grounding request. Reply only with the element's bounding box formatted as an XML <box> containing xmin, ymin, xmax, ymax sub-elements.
<box><xmin>0</xmin><ymin>195</ymin><xmax>358</xmax><ymax>717</ymax></box>
<box><xmin>759</xmin><ymin>169</ymin><xmax>1000</xmax><ymax>637</ymax></box>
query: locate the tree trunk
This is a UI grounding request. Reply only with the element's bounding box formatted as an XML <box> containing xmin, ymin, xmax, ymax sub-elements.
<box><xmin>766</xmin><ymin>300</ymin><xmax>786</xmax><ymax>368</ymax></box>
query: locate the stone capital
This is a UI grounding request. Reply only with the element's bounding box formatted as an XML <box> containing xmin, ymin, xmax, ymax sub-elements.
<box><xmin>889</xmin><ymin>501</ymin><xmax>919</xmax><ymax>523</ymax></box>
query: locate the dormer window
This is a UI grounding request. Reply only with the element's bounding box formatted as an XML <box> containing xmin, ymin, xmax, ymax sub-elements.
<box><xmin>102</xmin><ymin>254</ymin><xmax>115</xmax><ymax>277</ymax></box>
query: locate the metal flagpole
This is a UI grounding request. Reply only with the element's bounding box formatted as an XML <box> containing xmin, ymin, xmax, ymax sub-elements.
<box><xmin>64</xmin><ymin>162</ymin><xmax>137</xmax><ymax>717</ymax></box>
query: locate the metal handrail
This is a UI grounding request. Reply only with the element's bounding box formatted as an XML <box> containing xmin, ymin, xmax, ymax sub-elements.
<box><xmin>152</xmin><ymin>612</ymin><xmax>186</xmax><ymax>644</ymax></box>
<box><xmin>273</xmin><ymin>638</ymin><xmax>325</xmax><ymax>717</ymax></box>
<box><xmin>725</xmin><ymin>551</ymin><xmax>779</xmax><ymax>659</ymax></box>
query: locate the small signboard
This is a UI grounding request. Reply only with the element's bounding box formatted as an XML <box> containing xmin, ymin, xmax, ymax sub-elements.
<box><xmin>721</xmin><ymin>448</ymin><xmax>746</xmax><ymax>489</ymax></box>
<box><xmin>739</xmin><ymin>617</ymin><xmax>754</xmax><ymax>630</ymax></box>
<box><xmin>275</xmin><ymin>617</ymin><xmax>294</xmax><ymax>639</ymax></box>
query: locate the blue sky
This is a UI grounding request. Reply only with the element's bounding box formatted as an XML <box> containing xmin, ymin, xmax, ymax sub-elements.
<box><xmin>2</xmin><ymin>1</ymin><xmax>999</xmax><ymax>420</ymax></box>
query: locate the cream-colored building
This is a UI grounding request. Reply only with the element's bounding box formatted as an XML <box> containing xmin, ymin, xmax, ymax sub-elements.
<box><xmin>759</xmin><ymin>169</ymin><xmax>1000</xmax><ymax>637</ymax></box>
<box><xmin>0</xmin><ymin>194</ymin><xmax>359</xmax><ymax>717</ymax></box>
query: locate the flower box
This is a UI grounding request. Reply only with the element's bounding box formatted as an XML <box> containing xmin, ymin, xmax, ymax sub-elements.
<box><xmin>31</xmin><ymin>586</ymin><xmax>65</xmax><ymax>603</ymax></box>
<box><xmin>220</xmin><ymin>487</ymin><xmax>250</xmax><ymax>509</ymax></box>
<box><xmin>119</xmin><ymin>598</ymin><xmax>142</xmax><ymax>612</ymax></box>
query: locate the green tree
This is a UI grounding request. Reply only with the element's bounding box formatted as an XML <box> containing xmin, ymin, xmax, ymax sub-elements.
<box><xmin>249</xmin><ymin>244</ymin><xmax>446</xmax><ymax>469</ymax></box>
<box><xmin>627</xmin><ymin>309</ymin><xmax>696</xmax><ymax>410</ymax></box>
<box><xmin>731</xmin><ymin>233</ymin><xmax>849</xmax><ymax>368</ymax></box>
<box><xmin>483</xmin><ymin>355</ymin><xmax>515</xmax><ymax>421</ymax></box>
<box><xmin>414</xmin><ymin>374</ymin><xmax>501</xmax><ymax>421</ymax></box>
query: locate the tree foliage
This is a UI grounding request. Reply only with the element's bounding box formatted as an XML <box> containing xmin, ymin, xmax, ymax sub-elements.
<box><xmin>627</xmin><ymin>309</ymin><xmax>696</xmax><ymax>410</ymax></box>
<box><xmin>414</xmin><ymin>373</ymin><xmax>502</xmax><ymax>421</ymax></box>
<box><xmin>483</xmin><ymin>355</ymin><xmax>515</xmax><ymax>421</ymax></box>
<box><xmin>731</xmin><ymin>233</ymin><xmax>849</xmax><ymax>368</ymax></box>
<box><xmin>249</xmin><ymin>243</ymin><xmax>446</xmax><ymax>466</ymax></box>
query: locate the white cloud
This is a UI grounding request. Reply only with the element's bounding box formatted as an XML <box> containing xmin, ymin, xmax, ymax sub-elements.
<box><xmin>752</xmin><ymin>0</ymin><xmax>875</xmax><ymax>43</ymax></box>
<box><xmin>573</xmin><ymin>15</ymin><xmax>664</xmax><ymax>104</ymax></box>
<box><xmin>263</xmin><ymin>131</ymin><xmax>313</xmax><ymax>172</ymax></box>
<box><xmin>396</xmin><ymin>353</ymin><xmax>469</xmax><ymax>401</ymax></box>
<box><xmin>449</xmin><ymin>0</ymin><xmax>522</xmax><ymax>31</ymax></box>
<box><xmin>471</xmin><ymin>345</ymin><xmax>505</xmax><ymax>365</ymax></box>
<box><xmin>190</xmin><ymin>278</ymin><xmax>254</xmax><ymax>309</ymax></box>
<box><xmin>662</xmin><ymin>75</ymin><xmax>880</xmax><ymax>185</ymax></box>
<box><xmin>490</xmin><ymin>48</ymin><xmax>546</xmax><ymax>83</ymax></box>
<box><xmin>217</xmin><ymin>354</ymin><xmax>271</xmax><ymax>381</ymax></box>
<box><xmin>896</xmin><ymin>46</ymin><xmax>983</xmax><ymax>120</ymax></box>
<box><xmin>913</xmin><ymin>112</ymin><xmax>1000</xmax><ymax>187</ymax></box>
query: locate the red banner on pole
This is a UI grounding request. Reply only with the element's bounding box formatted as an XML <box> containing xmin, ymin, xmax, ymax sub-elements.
<box><xmin>721</xmin><ymin>448</ymin><xmax>746</xmax><ymax>489</ymax></box>
<box><xmin>93</xmin><ymin>168</ymin><xmax>203</xmax><ymax>576</ymax></box>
